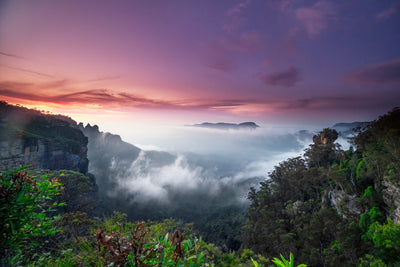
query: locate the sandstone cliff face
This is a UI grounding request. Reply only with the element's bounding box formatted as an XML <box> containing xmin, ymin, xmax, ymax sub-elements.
<box><xmin>323</xmin><ymin>188</ymin><xmax>361</xmax><ymax>218</ymax></box>
<box><xmin>0</xmin><ymin>101</ymin><xmax>88</xmax><ymax>173</ymax></box>
<box><xmin>382</xmin><ymin>179</ymin><xmax>400</xmax><ymax>224</ymax></box>
<box><xmin>0</xmin><ymin>138</ymin><xmax>88</xmax><ymax>173</ymax></box>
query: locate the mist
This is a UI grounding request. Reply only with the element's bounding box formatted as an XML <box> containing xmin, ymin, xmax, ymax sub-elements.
<box><xmin>79</xmin><ymin>120</ymin><xmax>354</xmax><ymax>248</ymax></box>
<box><xmin>98</xmin><ymin>124</ymin><xmax>317</xmax><ymax>204</ymax></box>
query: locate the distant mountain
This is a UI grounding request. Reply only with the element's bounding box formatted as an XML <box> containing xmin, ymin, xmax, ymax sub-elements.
<box><xmin>189</xmin><ymin>122</ymin><xmax>260</xmax><ymax>130</ymax></box>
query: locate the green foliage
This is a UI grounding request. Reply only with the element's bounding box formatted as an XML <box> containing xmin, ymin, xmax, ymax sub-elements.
<box><xmin>362</xmin><ymin>186</ymin><xmax>374</xmax><ymax>199</ymax></box>
<box><xmin>369</xmin><ymin>219</ymin><xmax>400</xmax><ymax>264</ymax></box>
<box><xmin>55</xmin><ymin>211</ymin><xmax>94</xmax><ymax>242</ymax></box>
<box><xmin>271</xmin><ymin>253</ymin><xmax>307</xmax><ymax>267</ymax></box>
<box><xmin>245</xmin><ymin>109</ymin><xmax>400</xmax><ymax>267</ymax></box>
<box><xmin>47</xmin><ymin>170</ymin><xmax>98</xmax><ymax>214</ymax></box>
<box><xmin>251</xmin><ymin>257</ymin><xmax>262</xmax><ymax>267</ymax></box>
<box><xmin>358</xmin><ymin>254</ymin><xmax>386</xmax><ymax>267</ymax></box>
<box><xmin>359</xmin><ymin>207</ymin><xmax>385</xmax><ymax>240</ymax></box>
<box><xmin>0</xmin><ymin>167</ymin><xmax>64</xmax><ymax>263</ymax></box>
<box><xmin>36</xmin><ymin>213</ymin><xmax>207</xmax><ymax>266</ymax></box>
<box><xmin>356</xmin><ymin>160</ymin><xmax>365</xmax><ymax>178</ymax></box>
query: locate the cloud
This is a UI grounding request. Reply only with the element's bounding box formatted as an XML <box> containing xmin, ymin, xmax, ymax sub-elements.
<box><xmin>202</xmin><ymin>43</ymin><xmax>236</xmax><ymax>71</ymax></box>
<box><xmin>278</xmin><ymin>96</ymin><xmax>351</xmax><ymax>110</ymax></box>
<box><xmin>221</xmin><ymin>31</ymin><xmax>260</xmax><ymax>52</ymax></box>
<box><xmin>84</xmin><ymin>76</ymin><xmax>121</xmax><ymax>83</ymax></box>
<box><xmin>0</xmin><ymin>51</ymin><xmax>25</xmax><ymax>60</ymax></box>
<box><xmin>222</xmin><ymin>0</ymin><xmax>251</xmax><ymax>32</ymax></box>
<box><xmin>1</xmin><ymin>79</ymin><xmax>398</xmax><ymax>115</ymax></box>
<box><xmin>259</xmin><ymin>66</ymin><xmax>301</xmax><ymax>87</ymax></box>
<box><xmin>275</xmin><ymin>94</ymin><xmax>400</xmax><ymax>112</ymax></box>
<box><xmin>0</xmin><ymin>82</ymin><xmax>255</xmax><ymax>111</ymax></box>
<box><xmin>0</xmin><ymin>85</ymin><xmax>171</xmax><ymax>107</ymax></box>
<box><xmin>278</xmin><ymin>0</ymin><xmax>296</xmax><ymax>12</ymax></box>
<box><xmin>344</xmin><ymin>58</ymin><xmax>400</xmax><ymax>85</ymax></box>
<box><xmin>1</xmin><ymin>64</ymin><xmax>53</xmax><ymax>78</ymax></box>
<box><xmin>0</xmin><ymin>87</ymin><xmax>45</xmax><ymax>102</ymax></box>
<box><xmin>202</xmin><ymin>31</ymin><xmax>260</xmax><ymax>71</ymax></box>
<box><xmin>116</xmin><ymin>153</ymin><xmax>204</xmax><ymax>202</ymax></box>
<box><xmin>376</xmin><ymin>6</ymin><xmax>397</xmax><ymax>20</ymax></box>
<box><xmin>262</xmin><ymin>59</ymin><xmax>271</xmax><ymax>67</ymax></box>
<box><xmin>294</xmin><ymin>0</ymin><xmax>336</xmax><ymax>38</ymax></box>
<box><xmin>111</xmin><ymin>130</ymin><xmax>307</xmax><ymax>203</ymax></box>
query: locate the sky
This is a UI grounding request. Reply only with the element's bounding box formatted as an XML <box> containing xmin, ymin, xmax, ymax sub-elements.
<box><xmin>0</xmin><ymin>0</ymin><xmax>400</xmax><ymax>131</ymax></box>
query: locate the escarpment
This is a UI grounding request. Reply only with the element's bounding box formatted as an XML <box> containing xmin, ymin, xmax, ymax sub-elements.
<box><xmin>0</xmin><ymin>101</ymin><xmax>88</xmax><ymax>173</ymax></box>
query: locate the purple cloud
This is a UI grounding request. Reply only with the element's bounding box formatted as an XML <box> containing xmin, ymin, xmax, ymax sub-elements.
<box><xmin>344</xmin><ymin>58</ymin><xmax>400</xmax><ymax>85</ymax></box>
<box><xmin>0</xmin><ymin>81</ymin><xmax>252</xmax><ymax>110</ymax></box>
<box><xmin>259</xmin><ymin>66</ymin><xmax>301</xmax><ymax>87</ymax></box>
<box><xmin>1</xmin><ymin>64</ymin><xmax>53</xmax><ymax>78</ymax></box>
<box><xmin>294</xmin><ymin>1</ymin><xmax>336</xmax><ymax>38</ymax></box>
<box><xmin>202</xmin><ymin>31</ymin><xmax>260</xmax><ymax>71</ymax></box>
<box><xmin>376</xmin><ymin>6</ymin><xmax>397</xmax><ymax>20</ymax></box>
<box><xmin>278</xmin><ymin>0</ymin><xmax>296</xmax><ymax>12</ymax></box>
<box><xmin>221</xmin><ymin>31</ymin><xmax>260</xmax><ymax>52</ymax></box>
<box><xmin>1</xmin><ymin>80</ymin><xmax>398</xmax><ymax>115</ymax></box>
<box><xmin>0</xmin><ymin>86</ymin><xmax>173</xmax><ymax>108</ymax></box>
<box><xmin>222</xmin><ymin>0</ymin><xmax>251</xmax><ymax>32</ymax></box>
<box><xmin>202</xmin><ymin>43</ymin><xmax>236</xmax><ymax>72</ymax></box>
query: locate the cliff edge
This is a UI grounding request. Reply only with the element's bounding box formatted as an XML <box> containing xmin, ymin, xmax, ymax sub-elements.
<box><xmin>0</xmin><ymin>101</ymin><xmax>88</xmax><ymax>173</ymax></box>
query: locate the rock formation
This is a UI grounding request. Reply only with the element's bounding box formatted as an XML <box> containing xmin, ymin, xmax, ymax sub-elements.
<box><xmin>0</xmin><ymin>101</ymin><xmax>88</xmax><ymax>173</ymax></box>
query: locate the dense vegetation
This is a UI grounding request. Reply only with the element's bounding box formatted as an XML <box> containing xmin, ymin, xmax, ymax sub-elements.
<box><xmin>1</xmin><ymin>104</ymin><xmax>399</xmax><ymax>266</ymax></box>
<box><xmin>245</xmin><ymin>108</ymin><xmax>400</xmax><ymax>266</ymax></box>
<box><xmin>0</xmin><ymin>168</ymin><xmax>271</xmax><ymax>266</ymax></box>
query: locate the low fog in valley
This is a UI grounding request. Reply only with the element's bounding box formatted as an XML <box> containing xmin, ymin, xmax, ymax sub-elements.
<box><xmin>83</xmin><ymin>122</ymin><xmax>351</xmax><ymax>206</ymax></box>
<box><xmin>92</xmin><ymin>124</ymin><xmax>315</xmax><ymax>201</ymax></box>
<box><xmin>77</xmin><ymin>120</ymin><xmax>356</xmax><ymax>248</ymax></box>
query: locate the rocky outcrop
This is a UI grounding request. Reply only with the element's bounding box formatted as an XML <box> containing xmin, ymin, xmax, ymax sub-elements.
<box><xmin>324</xmin><ymin>188</ymin><xmax>361</xmax><ymax>218</ymax></box>
<box><xmin>382</xmin><ymin>179</ymin><xmax>400</xmax><ymax>224</ymax></box>
<box><xmin>0</xmin><ymin>101</ymin><xmax>88</xmax><ymax>173</ymax></box>
<box><xmin>78</xmin><ymin>123</ymin><xmax>141</xmax><ymax>191</ymax></box>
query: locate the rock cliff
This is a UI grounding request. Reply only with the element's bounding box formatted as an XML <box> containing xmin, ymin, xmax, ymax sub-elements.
<box><xmin>382</xmin><ymin>179</ymin><xmax>400</xmax><ymax>224</ymax></box>
<box><xmin>0</xmin><ymin>101</ymin><xmax>88</xmax><ymax>173</ymax></box>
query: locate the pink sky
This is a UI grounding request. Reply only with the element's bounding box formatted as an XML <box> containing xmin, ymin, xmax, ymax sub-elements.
<box><xmin>1</xmin><ymin>0</ymin><xmax>399</xmax><ymax>127</ymax></box>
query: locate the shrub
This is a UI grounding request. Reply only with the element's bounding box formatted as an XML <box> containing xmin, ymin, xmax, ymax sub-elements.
<box><xmin>0</xmin><ymin>167</ymin><xmax>64</xmax><ymax>264</ymax></box>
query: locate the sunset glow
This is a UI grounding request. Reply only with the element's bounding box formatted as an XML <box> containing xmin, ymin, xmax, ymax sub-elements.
<box><xmin>1</xmin><ymin>0</ymin><xmax>399</xmax><ymax>127</ymax></box>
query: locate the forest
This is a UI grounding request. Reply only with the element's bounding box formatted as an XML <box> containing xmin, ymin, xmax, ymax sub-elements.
<box><xmin>1</xmin><ymin>106</ymin><xmax>400</xmax><ymax>266</ymax></box>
